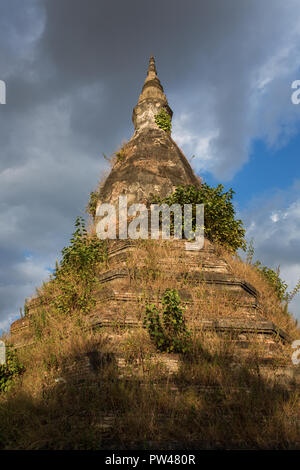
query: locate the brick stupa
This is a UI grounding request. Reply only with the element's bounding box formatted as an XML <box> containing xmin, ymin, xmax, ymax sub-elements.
<box><xmin>10</xmin><ymin>56</ymin><xmax>299</xmax><ymax>392</ymax></box>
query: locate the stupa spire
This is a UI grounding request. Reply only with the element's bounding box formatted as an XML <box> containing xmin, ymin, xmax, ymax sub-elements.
<box><xmin>146</xmin><ymin>55</ymin><xmax>157</xmax><ymax>76</ymax></box>
<box><xmin>142</xmin><ymin>55</ymin><xmax>159</xmax><ymax>89</ymax></box>
<box><xmin>132</xmin><ymin>55</ymin><xmax>173</xmax><ymax>132</ymax></box>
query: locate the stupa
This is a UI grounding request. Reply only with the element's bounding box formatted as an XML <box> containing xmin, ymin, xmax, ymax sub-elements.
<box><xmin>10</xmin><ymin>56</ymin><xmax>299</xmax><ymax>390</ymax></box>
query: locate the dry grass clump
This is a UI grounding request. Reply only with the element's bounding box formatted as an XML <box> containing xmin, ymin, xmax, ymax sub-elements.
<box><xmin>85</xmin><ymin>142</ymin><xmax>128</xmax><ymax>219</ymax></box>
<box><xmin>219</xmin><ymin>246</ymin><xmax>299</xmax><ymax>338</ymax></box>
<box><xmin>122</xmin><ymin>328</ymin><xmax>155</xmax><ymax>367</ymax></box>
<box><xmin>103</xmin><ymin>140</ymin><xmax>129</xmax><ymax>173</ymax></box>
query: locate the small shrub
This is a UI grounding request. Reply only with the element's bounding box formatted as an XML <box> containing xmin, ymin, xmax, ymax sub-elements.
<box><xmin>246</xmin><ymin>239</ymin><xmax>300</xmax><ymax>304</ymax></box>
<box><xmin>0</xmin><ymin>346</ymin><xmax>24</xmax><ymax>393</ymax></box>
<box><xmin>115</xmin><ymin>150</ymin><xmax>125</xmax><ymax>163</ymax></box>
<box><xmin>53</xmin><ymin>217</ymin><xmax>107</xmax><ymax>315</ymax></box>
<box><xmin>144</xmin><ymin>289</ymin><xmax>191</xmax><ymax>353</ymax></box>
<box><xmin>144</xmin><ymin>304</ymin><xmax>166</xmax><ymax>351</ymax></box>
<box><xmin>86</xmin><ymin>191</ymin><xmax>99</xmax><ymax>218</ymax></box>
<box><xmin>153</xmin><ymin>184</ymin><xmax>246</xmax><ymax>252</ymax></box>
<box><xmin>155</xmin><ymin>108</ymin><xmax>172</xmax><ymax>134</ymax></box>
<box><xmin>254</xmin><ymin>262</ymin><xmax>288</xmax><ymax>302</ymax></box>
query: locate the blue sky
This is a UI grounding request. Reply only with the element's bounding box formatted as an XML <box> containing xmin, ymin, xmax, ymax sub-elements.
<box><xmin>0</xmin><ymin>0</ymin><xmax>300</xmax><ymax>332</ymax></box>
<box><xmin>205</xmin><ymin>136</ymin><xmax>300</xmax><ymax>209</ymax></box>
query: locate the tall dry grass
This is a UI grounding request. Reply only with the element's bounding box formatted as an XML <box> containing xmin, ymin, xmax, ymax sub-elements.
<box><xmin>1</xmin><ymin>238</ymin><xmax>299</xmax><ymax>449</ymax></box>
<box><xmin>1</xmin><ymin>317</ymin><xmax>299</xmax><ymax>449</ymax></box>
<box><xmin>219</xmin><ymin>245</ymin><xmax>299</xmax><ymax>338</ymax></box>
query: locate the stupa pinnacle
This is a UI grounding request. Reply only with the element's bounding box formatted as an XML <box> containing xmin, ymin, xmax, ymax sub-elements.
<box><xmin>132</xmin><ymin>55</ymin><xmax>173</xmax><ymax>133</ymax></box>
<box><xmin>96</xmin><ymin>56</ymin><xmax>200</xmax><ymax>210</ymax></box>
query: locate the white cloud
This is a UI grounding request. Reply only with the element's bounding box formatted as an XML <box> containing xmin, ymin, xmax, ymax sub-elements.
<box><xmin>243</xmin><ymin>183</ymin><xmax>300</xmax><ymax>320</ymax></box>
<box><xmin>173</xmin><ymin>112</ymin><xmax>219</xmax><ymax>173</ymax></box>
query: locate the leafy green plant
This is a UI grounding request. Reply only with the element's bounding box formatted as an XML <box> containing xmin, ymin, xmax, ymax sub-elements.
<box><xmin>144</xmin><ymin>289</ymin><xmax>191</xmax><ymax>353</ymax></box>
<box><xmin>143</xmin><ymin>304</ymin><xmax>166</xmax><ymax>351</ymax></box>
<box><xmin>285</xmin><ymin>278</ymin><xmax>300</xmax><ymax>303</ymax></box>
<box><xmin>246</xmin><ymin>239</ymin><xmax>300</xmax><ymax>304</ymax></box>
<box><xmin>53</xmin><ymin>217</ymin><xmax>107</xmax><ymax>315</ymax></box>
<box><xmin>115</xmin><ymin>150</ymin><xmax>125</xmax><ymax>163</ymax></box>
<box><xmin>154</xmin><ymin>108</ymin><xmax>172</xmax><ymax>134</ymax></box>
<box><xmin>254</xmin><ymin>262</ymin><xmax>288</xmax><ymax>301</ymax></box>
<box><xmin>0</xmin><ymin>345</ymin><xmax>24</xmax><ymax>393</ymax></box>
<box><xmin>254</xmin><ymin>261</ymin><xmax>300</xmax><ymax>304</ymax></box>
<box><xmin>86</xmin><ymin>190</ymin><xmax>99</xmax><ymax>218</ymax></box>
<box><xmin>153</xmin><ymin>184</ymin><xmax>246</xmax><ymax>252</ymax></box>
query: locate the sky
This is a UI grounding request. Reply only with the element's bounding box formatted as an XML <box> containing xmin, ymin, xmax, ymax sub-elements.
<box><xmin>0</xmin><ymin>0</ymin><xmax>300</xmax><ymax>331</ymax></box>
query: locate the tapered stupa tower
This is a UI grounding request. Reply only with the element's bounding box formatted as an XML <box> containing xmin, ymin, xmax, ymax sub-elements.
<box><xmin>132</xmin><ymin>55</ymin><xmax>173</xmax><ymax>132</ymax></box>
<box><xmin>96</xmin><ymin>56</ymin><xmax>200</xmax><ymax>210</ymax></box>
<box><xmin>9</xmin><ymin>56</ymin><xmax>299</xmax><ymax>410</ymax></box>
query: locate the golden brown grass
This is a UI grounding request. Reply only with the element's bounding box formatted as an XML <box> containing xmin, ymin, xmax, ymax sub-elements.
<box><xmin>1</xmin><ymin>317</ymin><xmax>299</xmax><ymax>450</ymax></box>
<box><xmin>1</xmin><ymin>238</ymin><xmax>299</xmax><ymax>449</ymax></box>
<box><xmin>219</xmin><ymin>246</ymin><xmax>299</xmax><ymax>338</ymax></box>
<box><xmin>103</xmin><ymin>238</ymin><xmax>299</xmax><ymax>337</ymax></box>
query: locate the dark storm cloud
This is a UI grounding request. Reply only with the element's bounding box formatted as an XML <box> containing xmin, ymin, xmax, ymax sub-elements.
<box><xmin>1</xmin><ymin>0</ymin><xmax>300</xmax><ymax>328</ymax></box>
